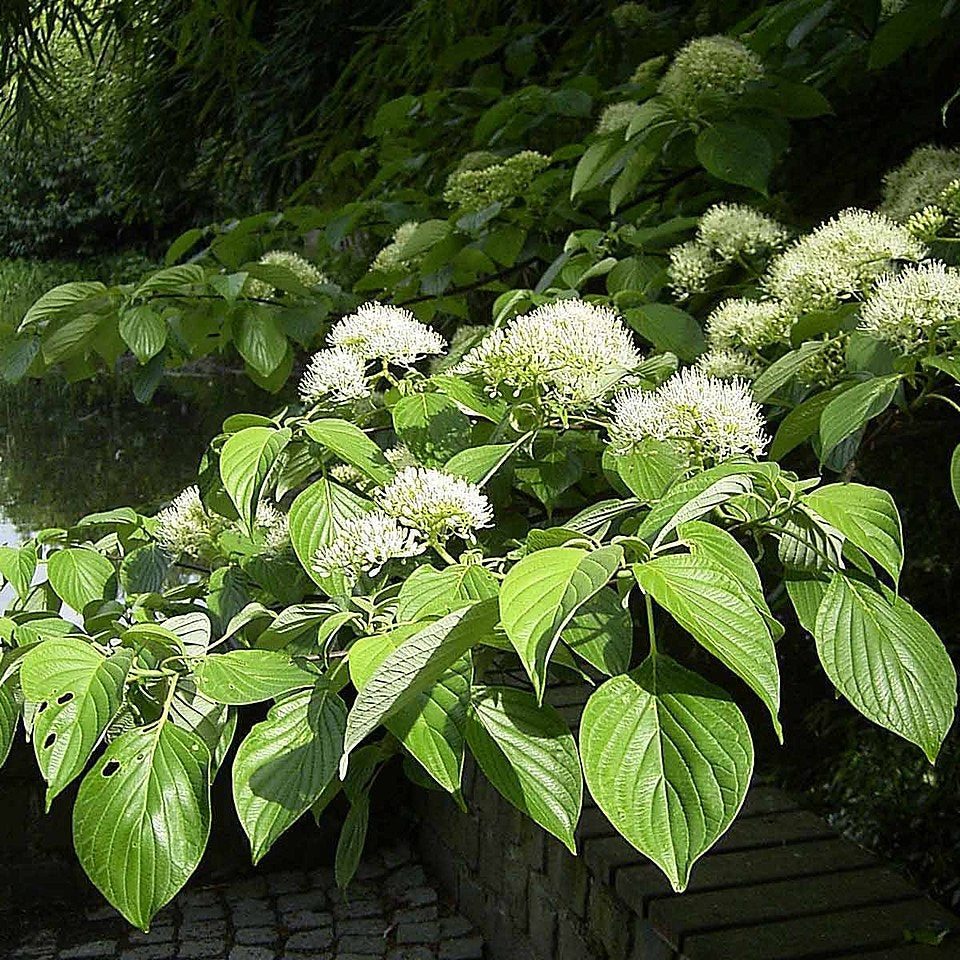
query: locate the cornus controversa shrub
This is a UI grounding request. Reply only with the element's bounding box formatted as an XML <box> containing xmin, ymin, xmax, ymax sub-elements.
<box><xmin>0</xmin><ymin>296</ymin><xmax>955</xmax><ymax>930</ymax></box>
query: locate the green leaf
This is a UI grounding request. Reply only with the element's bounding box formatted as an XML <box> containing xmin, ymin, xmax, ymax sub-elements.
<box><xmin>813</xmin><ymin>574</ymin><xmax>957</xmax><ymax>762</ymax></box>
<box><xmin>952</xmin><ymin>444</ymin><xmax>960</xmax><ymax>511</ymax></box>
<box><xmin>444</xmin><ymin>443</ymin><xmax>516</xmax><ymax>484</ymax></box>
<box><xmin>561</xmin><ymin>588</ymin><xmax>632</xmax><ymax>676</ymax></box>
<box><xmin>768</xmin><ymin>388</ymin><xmax>844</xmax><ymax>460</ymax></box>
<box><xmin>73</xmin><ymin>721</ymin><xmax>211</xmax><ymax>930</ymax></box>
<box><xmin>164</xmin><ymin>227</ymin><xmax>205</xmax><ymax>266</ymax></box>
<box><xmin>0</xmin><ymin>679</ymin><xmax>17</xmax><ymax>770</ymax></box>
<box><xmin>751</xmin><ymin>340</ymin><xmax>827</xmax><ymax>403</ymax></box>
<box><xmin>47</xmin><ymin>548</ymin><xmax>115</xmax><ymax>613</ymax></box>
<box><xmin>571</xmin><ymin>141</ymin><xmax>619</xmax><ymax>200</ymax></box>
<box><xmin>120</xmin><ymin>544</ymin><xmax>170</xmax><ymax>595</ymax></box>
<box><xmin>134</xmin><ymin>263</ymin><xmax>205</xmax><ymax>296</ymax></box>
<box><xmin>613</xmin><ymin>438</ymin><xmax>686</xmax><ymax>501</ymax></box>
<box><xmin>119</xmin><ymin>305</ymin><xmax>167</xmax><ymax>365</ymax></box>
<box><xmin>805</xmin><ymin>483</ymin><xmax>902</xmax><ymax>584</ymax></box>
<box><xmin>168</xmin><ymin>679</ymin><xmax>235</xmax><ymax>777</ymax></box>
<box><xmin>193</xmin><ymin>650</ymin><xmax>315</xmax><ymax>705</ymax></box>
<box><xmin>342</xmin><ymin>600</ymin><xmax>499</xmax><ymax>768</ymax></box>
<box><xmin>624</xmin><ymin>304</ymin><xmax>705</xmax><ymax>363</ymax></box>
<box><xmin>20</xmin><ymin>282</ymin><xmax>107</xmax><ymax>330</ymax></box>
<box><xmin>219</xmin><ymin>426</ymin><xmax>291</xmax><ymax>535</ymax></box>
<box><xmin>335</xmin><ymin>795</ymin><xmax>370</xmax><ymax>890</ymax></box>
<box><xmin>634</xmin><ymin>555</ymin><xmax>781</xmax><ymax>737</ymax></box>
<box><xmin>42</xmin><ymin>314</ymin><xmax>102</xmax><ymax>364</ymax></box>
<box><xmin>677</xmin><ymin>521</ymin><xmax>764</xmax><ymax>606</ymax></box>
<box><xmin>393</xmin><ymin>393</ymin><xmax>472</xmax><ymax>466</ymax></box>
<box><xmin>398</xmin><ymin>220</ymin><xmax>451</xmax><ymax>260</ymax></box>
<box><xmin>696</xmin><ymin>123</ymin><xmax>773</xmax><ymax>194</ymax></box>
<box><xmin>303</xmin><ymin>420</ymin><xmax>393</xmax><ymax>485</ymax></box>
<box><xmin>396</xmin><ymin>564</ymin><xmax>498</xmax><ymax>623</ymax></box>
<box><xmin>580</xmin><ymin>656</ymin><xmax>753</xmax><ymax>892</ymax></box>
<box><xmin>500</xmin><ymin>545</ymin><xmax>623</xmax><ymax>700</ymax></box>
<box><xmin>288</xmin><ymin>478</ymin><xmax>372</xmax><ymax>592</ymax></box>
<box><xmin>21</xmin><ymin>639</ymin><xmax>134</xmax><ymax>807</ymax></box>
<box><xmin>0</xmin><ymin>541</ymin><xmax>37</xmax><ymax>600</ymax></box>
<box><xmin>257</xmin><ymin>603</ymin><xmax>340</xmax><ymax>651</ymax></box>
<box><xmin>432</xmin><ymin>375</ymin><xmax>508</xmax><ymax>422</ymax></box>
<box><xmin>0</xmin><ymin>336</ymin><xmax>40</xmax><ymax>382</ymax></box>
<box><xmin>466</xmin><ymin>685</ymin><xmax>582</xmax><ymax>852</ymax></box>
<box><xmin>819</xmin><ymin>375</ymin><xmax>901</xmax><ymax>462</ymax></box>
<box><xmin>232</xmin><ymin>683</ymin><xmax>346</xmax><ymax>864</ymax></box>
<box><xmin>776</xmin><ymin>505</ymin><xmax>844</xmax><ymax>573</ymax></box>
<box><xmin>235</xmin><ymin>307</ymin><xmax>288</xmax><ymax>378</ymax></box>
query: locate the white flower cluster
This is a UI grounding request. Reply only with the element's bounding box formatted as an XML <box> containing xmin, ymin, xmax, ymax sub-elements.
<box><xmin>371</xmin><ymin>221</ymin><xmax>421</xmax><ymax>273</ymax></box>
<box><xmin>763</xmin><ymin>208</ymin><xmax>926</xmax><ymax>313</ymax></box>
<box><xmin>443</xmin><ymin>150</ymin><xmax>550</xmax><ymax>212</ymax></box>
<box><xmin>705</xmin><ymin>298</ymin><xmax>791</xmax><ymax>351</ymax></box>
<box><xmin>668</xmin><ymin>204</ymin><xmax>788</xmax><ymax>299</ymax></box>
<box><xmin>313</xmin><ymin>511</ymin><xmax>424</xmax><ymax>580</ymax></box>
<box><xmin>609</xmin><ymin>368</ymin><xmax>768</xmax><ymax>464</ymax></box>
<box><xmin>253</xmin><ymin>501</ymin><xmax>290</xmax><ymax>555</ymax></box>
<box><xmin>245</xmin><ymin>250</ymin><xmax>326</xmax><ymax>299</ymax></box>
<box><xmin>880</xmin><ymin>145</ymin><xmax>960</xmax><ymax>222</ymax></box>
<box><xmin>377</xmin><ymin>467</ymin><xmax>494</xmax><ymax>543</ymax></box>
<box><xmin>596</xmin><ymin>101</ymin><xmax>642</xmax><ymax>136</ymax></box>
<box><xmin>695</xmin><ymin>347</ymin><xmax>761</xmax><ymax>381</ymax></box>
<box><xmin>298</xmin><ymin>303</ymin><xmax>446</xmax><ymax>405</ymax></box>
<box><xmin>859</xmin><ymin>261</ymin><xmax>960</xmax><ymax>354</ymax></box>
<box><xmin>630</xmin><ymin>55</ymin><xmax>668</xmax><ymax>86</ymax></box>
<box><xmin>453</xmin><ymin>299</ymin><xmax>643</xmax><ymax>408</ymax></box>
<box><xmin>658</xmin><ymin>35</ymin><xmax>764</xmax><ymax>117</ymax></box>
<box><xmin>155</xmin><ymin>486</ymin><xmax>229</xmax><ymax>558</ymax></box>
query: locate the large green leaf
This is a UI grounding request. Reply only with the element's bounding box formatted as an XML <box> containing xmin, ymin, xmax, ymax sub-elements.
<box><xmin>751</xmin><ymin>340</ymin><xmax>827</xmax><ymax>403</ymax></box>
<box><xmin>302</xmin><ymin>420</ymin><xmax>394</xmax><ymax>485</ymax></box>
<box><xmin>392</xmin><ymin>393</ymin><xmax>472</xmax><ymax>466</ymax></box>
<box><xmin>235</xmin><ymin>306</ymin><xmax>288</xmax><ymax>377</ymax></box>
<box><xmin>119</xmin><ymin>305</ymin><xmax>167</xmax><ymax>365</ymax></box>
<box><xmin>47</xmin><ymin>548</ymin><xmax>115</xmax><ymax>613</ymax></box>
<box><xmin>444</xmin><ymin>443</ymin><xmax>517</xmax><ymax>484</ymax></box>
<box><xmin>613</xmin><ymin>439</ymin><xmax>685</xmax><ymax>502</ymax></box>
<box><xmin>219</xmin><ymin>425</ymin><xmax>291</xmax><ymax>535</ymax></box>
<box><xmin>695</xmin><ymin>122</ymin><xmax>773</xmax><ymax>194</ymax></box>
<box><xmin>819</xmin><ymin>375</ymin><xmax>901</xmax><ymax>462</ymax></box>
<box><xmin>561</xmin><ymin>587</ymin><xmax>632</xmax><ymax>676</ymax></box>
<box><xmin>500</xmin><ymin>545</ymin><xmax>623</xmax><ymax>700</ymax></box>
<box><xmin>168</xmin><ymin>679</ymin><xmax>235</xmax><ymax>777</ymax></box>
<box><xmin>580</xmin><ymin>656</ymin><xmax>753</xmax><ymax>891</ymax></box>
<box><xmin>952</xmin><ymin>444</ymin><xmax>960</xmax><ymax>511</ymax></box>
<box><xmin>256</xmin><ymin>602</ymin><xmax>341</xmax><ymax>651</ymax></box>
<box><xmin>466</xmin><ymin>685</ymin><xmax>582</xmax><ymax>853</ymax></box>
<box><xmin>396</xmin><ymin>563</ymin><xmax>498</xmax><ymax>623</ymax></box>
<box><xmin>776</xmin><ymin>505</ymin><xmax>844</xmax><ymax>573</ymax></box>
<box><xmin>73</xmin><ymin>720</ymin><xmax>211</xmax><ymax>930</ymax></box>
<box><xmin>41</xmin><ymin>314</ymin><xmax>102</xmax><ymax>364</ymax></box>
<box><xmin>634</xmin><ymin>554</ymin><xmax>781</xmax><ymax>737</ymax></box>
<box><xmin>806</xmin><ymin>483</ymin><xmax>902</xmax><ymax>584</ymax></box>
<box><xmin>342</xmin><ymin>599</ymin><xmax>499</xmax><ymax>767</ymax></box>
<box><xmin>288</xmin><ymin>477</ymin><xmax>371</xmax><ymax>592</ymax></box>
<box><xmin>677</xmin><ymin>521</ymin><xmax>764</xmax><ymax>606</ymax></box>
<box><xmin>0</xmin><ymin>541</ymin><xmax>37</xmax><ymax>600</ymax></box>
<box><xmin>20</xmin><ymin>281</ymin><xmax>107</xmax><ymax>330</ymax></box>
<box><xmin>193</xmin><ymin>650</ymin><xmax>315</xmax><ymax>705</ymax></box>
<box><xmin>0</xmin><ymin>679</ymin><xmax>19</xmax><ymax>770</ymax></box>
<box><xmin>21</xmin><ymin>639</ymin><xmax>134</xmax><ymax>807</ymax></box>
<box><xmin>813</xmin><ymin>574</ymin><xmax>956</xmax><ymax>762</ymax></box>
<box><xmin>624</xmin><ymin>304</ymin><xmax>705</xmax><ymax>362</ymax></box>
<box><xmin>232</xmin><ymin>683</ymin><xmax>346</xmax><ymax>864</ymax></box>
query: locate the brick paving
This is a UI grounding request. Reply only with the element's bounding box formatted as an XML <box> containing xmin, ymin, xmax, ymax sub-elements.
<box><xmin>7</xmin><ymin>842</ymin><xmax>482</xmax><ymax>960</ymax></box>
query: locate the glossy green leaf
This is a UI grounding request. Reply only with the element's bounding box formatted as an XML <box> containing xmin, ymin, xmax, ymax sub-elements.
<box><xmin>696</xmin><ymin>122</ymin><xmax>773</xmax><ymax>194</ymax></box>
<box><xmin>561</xmin><ymin>587</ymin><xmax>632</xmax><ymax>676</ymax></box>
<box><xmin>233</xmin><ymin>684</ymin><xmax>346</xmax><ymax>864</ymax></box>
<box><xmin>819</xmin><ymin>375</ymin><xmax>901</xmax><ymax>462</ymax></box>
<box><xmin>235</xmin><ymin>307</ymin><xmax>288</xmax><ymax>378</ymax></box>
<box><xmin>613</xmin><ymin>439</ymin><xmax>685</xmax><ymax>501</ymax></box>
<box><xmin>335</xmin><ymin>795</ymin><xmax>370</xmax><ymax>890</ymax></box>
<box><xmin>42</xmin><ymin>314</ymin><xmax>102</xmax><ymax>364</ymax></box>
<box><xmin>806</xmin><ymin>483</ymin><xmax>902</xmax><ymax>584</ymax></box>
<box><xmin>219</xmin><ymin>425</ymin><xmax>291</xmax><ymax>535</ymax></box>
<box><xmin>119</xmin><ymin>305</ymin><xmax>167</xmax><ymax>365</ymax></box>
<box><xmin>813</xmin><ymin>574</ymin><xmax>957</xmax><ymax>763</ymax></box>
<box><xmin>751</xmin><ymin>340</ymin><xmax>827</xmax><ymax>403</ymax></box>
<box><xmin>256</xmin><ymin>602</ymin><xmax>339</xmax><ymax>650</ymax></box>
<box><xmin>302</xmin><ymin>420</ymin><xmax>393</xmax><ymax>485</ymax></box>
<box><xmin>466</xmin><ymin>685</ymin><xmax>582</xmax><ymax>852</ymax></box>
<box><xmin>396</xmin><ymin>563</ymin><xmax>498</xmax><ymax>623</ymax></box>
<box><xmin>500</xmin><ymin>545</ymin><xmax>623</xmax><ymax>700</ymax></box>
<box><xmin>47</xmin><ymin>547</ymin><xmax>115</xmax><ymax>613</ymax></box>
<box><xmin>0</xmin><ymin>541</ymin><xmax>37</xmax><ymax>600</ymax></box>
<box><xmin>21</xmin><ymin>638</ymin><xmax>134</xmax><ymax>807</ymax></box>
<box><xmin>73</xmin><ymin>721</ymin><xmax>211</xmax><ymax>930</ymax></box>
<box><xmin>634</xmin><ymin>554</ymin><xmax>781</xmax><ymax>737</ymax></box>
<box><xmin>168</xmin><ymin>679</ymin><xmax>235</xmax><ymax>777</ymax></box>
<box><xmin>0</xmin><ymin>679</ymin><xmax>20</xmax><ymax>770</ymax></box>
<box><xmin>393</xmin><ymin>393</ymin><xmax>472</xmax><ymax>466</ymax></box>
<box><xmin>119</xmin><ymin>544</ymin><xmax>170</xmax><ymax>595</ymax></box>
<box><xmin>193</xmin><ymin>650</ymin><xmax>315</xmax><ymax>705</ymax></box>
<box><xmin>580</xmin><ymin>655</ymin><xmax>753</xmax><ymax>891</ymax></box>
<box><xmin>20</xmin><ymin>281</ymin><xmax>107</xmax><ymax>330</ymax></box>
<box><xmin>444</xmin><ymin>443</ymin><xmax>516</xmax><ymax>484</ymax></box>
<box><xmin>625</xmin><ymin>304</ymin><xmax>705</xmax><ymax>362</ymax></box>
<box><xmin>677</xmin><ymin>521</ymin><xmax>764</xmax><ymax>605</ymax></box>
<box><xmin>776</xmin><ymin>505</ymin><xmax>844</xmax><ymax>573</ymax></box>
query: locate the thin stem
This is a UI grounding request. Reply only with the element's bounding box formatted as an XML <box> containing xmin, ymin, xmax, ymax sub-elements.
<box><xmin>431</xmin><ymin>540</ymin><xmax>458</xmax><ymax>566</ymax></box>
<box><xmin>645</xmin><ymin>593</ymin><xmax>657</xmax><ymax>658</ymax></box>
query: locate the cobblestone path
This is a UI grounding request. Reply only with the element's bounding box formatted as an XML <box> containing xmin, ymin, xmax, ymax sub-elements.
<box><xmin>6</xmin><ymin>842</ymin><xmax>483</xmax><ymax>960</ymax></box>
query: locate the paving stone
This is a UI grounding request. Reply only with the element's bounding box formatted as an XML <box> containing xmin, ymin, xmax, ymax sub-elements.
<box><xmin>14</xmin><ymin>930</ymin><xmax>58</xmax><ymax>959</ymax></box>
<box><xmin>337</xmin><ymin>935</ymin><xmax>388</xmax><ymax>954</ymax></box>
<box><xmin>228</xmin><ymin>948</ymin><xmax>277</xmax><ymax>960</ymax></box>
<box><xmin>439</xmin><ymin>938</ymin><xmax>483</xmax><ymax>960</ymax></box>
<box><xmin>179</xmin><ymin>889</ymin><xmax>221</xmax><ymax>908</ymax></box>
<box><xmin>334</xmin><ymin>899</ymin><xmax>383</xmax><ymax>920</ymax></box>
<box><xmin>234</xmin><ymin>927</ymin><xmax>277</xmax><ymax>946</ymax></box>
<box><xmin>386</xmin><ymin>949</ymin><xmax>434</xmax><ymax>960</ymax></box>
<box><xmin>438</xmin><ymin>917</ymin><xmax>472</xmax><ymax>939</ymax></box>
<box><xmin>179</xmin><ymin>920</ymin><xmax>227</xmax><ymax>941</ymax></box>
<box><xmin>308</xmin><ymin>867</ymin><xmax>336</xmax><ymax>890</ymax></box>
<box><xmin>385</xmin><ymin>866</ymin><xmax>426</xmax><ymax>897</ymax></box>
<box><xmin>177</xmin><ymin>939</ymin><xmax>225</xmax><ymax>959</ymax></box>
<box><xmin>231</xmin><ymin>899</ymin><xmax>276</xmax><ymax>927</ymax></box>
<box><xmin>180</xmin><ymin>903</ymin><xmax>225</xmax><ymax>922</ymax></box>
<box><xmin>119</xmin><ymin>947</ymin><xmax>172</xmax><ymax>960</ymax></box>
<box><xmin>396</xmin><ymin>887</ymin><xmax>437</xmax><ymax>909</ymax></box>
<box><xmin>267</xmin><ymin>872</ymin><xmax>308</xmax><ymax>895</ymax></box>
<box><xmin>285</xmin><ymin>929</ymin><xmax>334</xmax><ymax>952</ymax></box>
<box><xmin>395</xmin><ymin>921</ymin><xmax>439</xmax><ymax>945</ymax></box>
<box><xmin>85</xmin><ymin>906</ymin><xmax>121</xmax><ymax>923</ymax></box>
<box><xmin>128</xmin><ymin>925</ymin><xmax>174</xmax><ymax>945</ymax></box>
<box><xmin>391</xmin><ymin>905</ymin><xmax>438</xmax><ymax>924</ymax></box>
<box><xmin>381</xmin><ymin>842</ymin><xmax>412</xmax><ymax>870</ymax></box>
<box><xmin>337</xmin><ymin>918</ymin><xmax>390</xmax><ymax>936</ymax></box>
<box><xmin>59</xmin><ymin>942</ymin><xmax>118</xmax><ymax>959</ymax></box>
<box><xmin>282</xmin><ymin>909</ymin><xmax>333</xmax><ymax>931</ymax></box>
<box><xmin>276</xmin><ymin>891</ymin><xmax>326</xmax><ymax>913</ymax></box>
<box><xmin>226</xmin><ymin>878</ymin><xmax>269</xmax><ymax>899</ymax></box>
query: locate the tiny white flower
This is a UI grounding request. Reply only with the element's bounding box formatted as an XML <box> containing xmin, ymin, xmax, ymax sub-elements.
<box><xmin>697</xmin><ymin>203</ymin><xmax>789</xmax><ymax>261</ymax></box>
<box><xmin>705</xmin><ymin>298</ymin><xmax>792</xmax><ymax>351</ymax></box>
<box><xmin>453</xmin><ymin>299</ymin><xmax>643</xmax><ymax>408</ymax></box>
<box><xmin>859</xmin><ymin>260</ymin><xmax>960</xmax><ymax>354</ymax></box>
<box><xmin>253</xmin><ymin>501</ymin><xmax>290</xmax><ymax>555</ymax></box>
<box><xmin>155</xmin><ymin>486</ymin><xmax>229</xmax><ymax>558</ymax></box>
<box><xmin>376</xmin><ymin>467</ymin><xmax>493</xmax><ymax>543</ymax></box>
<box><xmin>610</xmin><ymin>367</ymin><xmax>768</xmax><ymax>464</ymax></box>
<box><xmin>298</xmin><ymin>347</ymin><xmax>370</xmax><ymax>405</ymax></box>
<box><xmin>328</xmin><ymin>303</ymin><xmax>446</xmax><ymax>366</ymax></box>
<box><xmin>695</xmin><ymin>347</ymin><xmax>761</xmax><ymax>381</ymax></box>
<box><xmin>881</xmin><ymin>145</ymin><xmax>960</xmax><ymax>221</ymax></box>
<box><xmin>667</xmin><ymin>240</ymin><xmax>718</xmax><ymax>299</ymax></box>
<box><xmin>313</xmin><ymin>511</ymin><xmax>424</xmax><ymax>580</ymax></box>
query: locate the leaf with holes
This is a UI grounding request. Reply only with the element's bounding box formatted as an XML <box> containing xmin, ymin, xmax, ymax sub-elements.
<box><xmin>465</xmin><ymin>686</ymin><xmax>582</xmax><ymax>852</ymax></box>
<box><xmin>193</xmin><ymin>650</ymin><xmax>315</xmax><ymax>705</ymax></box>
<box><xmin>47</xmin><ymin>548</ymin><xmax>115</xmax><ymax>613</ymax></box>
<box><xmin>813</xmin><ymin>574</ymin><xmax>956</xmax><ymax>763</ymax></box>
<box><xmin>580</xmin><ymin>656</ymin><xmax>753</xmax><ymax>891</ymax></box>
<box><xmin>634</xmin><ymin>555</ymin><xmax>781</xmax><ymax>738</ymax></box>
<box><xmin>500</xmin><ymin>546</ymin><xmax>623</xmax><ymax>700</ymax></box>
<box><xmin>21</xmin><ymin>639</ymin><xmax>134</xmax><ymax>808</ymax></box>
<box><xmin>220</xmin><ymin>426</ymin><xmax>291</xmax><ymax>535</ymax></box>
<box><xmin>233</xmin><ymin>683</ymin><xmax>346</xmax><ymax>864</ymax></box>
<box><xmin>73</xmin><ymin>721</ymin><xmax>211</xmax><ymax>930</ymax></box>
